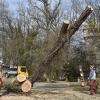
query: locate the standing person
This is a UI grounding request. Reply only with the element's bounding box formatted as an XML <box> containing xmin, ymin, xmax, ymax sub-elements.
<box><xmin>88</xmin><ymin>64</ymin><xmax>96</xmax><ymax>95</ymax></box>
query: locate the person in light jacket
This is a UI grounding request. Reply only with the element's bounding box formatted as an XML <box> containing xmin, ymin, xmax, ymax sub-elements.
<box><xmin>88</xmin><ymin>64</ymin><xmax>96</xmax><ymax>95</ymax></box>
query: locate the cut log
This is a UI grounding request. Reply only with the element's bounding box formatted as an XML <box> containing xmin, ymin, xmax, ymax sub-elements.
<box><xmin>30</xmin><ymin>5</ymin><xmax>93</xmax><ymax>84</ymax></box>
<box><xmin>17</xmin><ymin>74</ymin><xmax>26</xmax><ymax>82</ymax></box>
<box><xmin>3</xmin><ymin>78</ymin><xmax>31</xmax><ymax>93</ymax></box>
<box><xmin>4</xmin><ymin>78</ymin><xmax>21</xmax><ymax>92</ymax></box>
<box><xmin>21</xmin><ymin>80</ymin><xmax>32</xmax><ymax>92</ymax></box>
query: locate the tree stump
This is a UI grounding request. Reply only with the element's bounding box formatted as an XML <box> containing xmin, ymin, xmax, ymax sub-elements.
<box><xmin>17</xmin><ymin>74</ymin><xmax>26</xmax><ymax>82</ymax></box>
<box><xmin>21</xmin><ymin>80</ymin><xmax>32</xmax><ymax>93</ymax></box>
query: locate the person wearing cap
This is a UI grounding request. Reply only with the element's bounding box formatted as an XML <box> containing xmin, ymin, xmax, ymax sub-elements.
<box><xmin>88</xmin><ymin>64</ymin><xmax>96</xmax><ymax>95</ymax></box>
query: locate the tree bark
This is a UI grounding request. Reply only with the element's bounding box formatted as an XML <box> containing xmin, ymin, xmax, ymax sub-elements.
<box><xmin>30</xmin><ymin>5</ymin><xmax>93</xmax><ymax>84</ymax></box>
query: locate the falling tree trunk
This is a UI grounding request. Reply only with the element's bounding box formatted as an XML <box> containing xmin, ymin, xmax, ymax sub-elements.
<box><xmin>30</xmin><ymin>5</ymin><xmax>93</xmax><ymax>84</ymax></box>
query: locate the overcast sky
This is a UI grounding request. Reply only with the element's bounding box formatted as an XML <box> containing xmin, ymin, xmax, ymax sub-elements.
<box><xmin>7</xmin><ymin>0</ymin><xmax>71</xmax><ymax>14</ymax></box>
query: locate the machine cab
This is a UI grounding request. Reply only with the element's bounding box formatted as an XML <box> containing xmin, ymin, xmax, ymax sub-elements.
<box><xmin>18</xmin><ymin>66</ymin><xmax>28</xmax><ymax>77</ymax></box>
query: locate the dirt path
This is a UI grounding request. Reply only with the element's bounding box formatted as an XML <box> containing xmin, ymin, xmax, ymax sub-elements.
<box><xmin>0</xmin><ymin>82</ymin><xmax>100</xmax><ymax>100</ymax></box>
